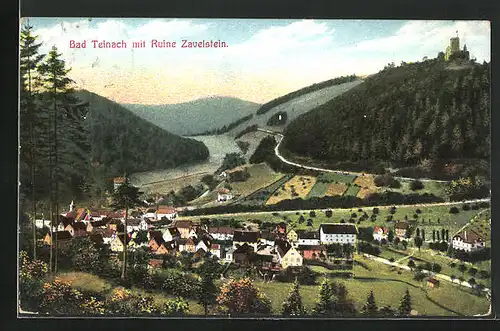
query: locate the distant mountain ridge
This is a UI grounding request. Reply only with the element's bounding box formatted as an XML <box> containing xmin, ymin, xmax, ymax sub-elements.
<box><xmin>74</xmin><ymin>90</ymin><xmax>210</xmax><ymax>179</ymax></box>
<box><xmin>122</xmin><ymin>96</ymin><xmax>260</xmax><ymax>136</ymax></box>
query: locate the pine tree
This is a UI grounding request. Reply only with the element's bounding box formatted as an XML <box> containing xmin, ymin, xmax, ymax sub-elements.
<box><xmin>38</xmin><ymin>46</ymin><xmax>90</xmax><ymax>272</ymax></box>
<box><xmin>361</xmin><ymin>290</ymin><xmax>378</xmax><ymax>317</ymax></box>
<box><xmin>398</xmin><ymin>288</ymin><xmax>412</xmax><ymax>316</ymax></box>
<box><xmin>282</xmin><ymin>281</ymin><xmax>306</xmax><ymax>316</ymax></box>
<box><xmin>313</xmin><ymin>278</ymin><xmax>333</xmax><ymax>316</ymax></box>
<box><xmin>20</xmin><ymin>22</ymin><xmax>46</xmax><ymax>260</ymax></box>
<box><xmin>110</xmin><ymin>178</ymin><xmax>144</xmax><ymax>283</ymax></box>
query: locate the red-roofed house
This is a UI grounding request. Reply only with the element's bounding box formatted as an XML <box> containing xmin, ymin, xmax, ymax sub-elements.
<box><xmin>217</xmin><ymin>188</ymin><xmax>233</xmax><ymax>202</ymax></box>
<box><xmin>452</xmin><ymin>229</ymin><xmax>486</xmax><ymax>252</ymax></box>
<box><xmin>156</xmin><ymin>206</ymin><xmax>177</xmax><ymax>221</ymax></box>
<box><xmin>373</xmin><ymin>226</ymin><xmax>390</xmax><ymax>242</ymax></box>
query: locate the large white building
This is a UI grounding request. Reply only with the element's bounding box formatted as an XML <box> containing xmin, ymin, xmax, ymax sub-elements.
<box><xmin>319</xmin><ymin>223</ymin><xmax>357</xmax><ymax>245</ymax></box>
<box><xmin>452</xmin><ymin>229</ymin><xmax>486</xmax><ymax>253</ymax></box>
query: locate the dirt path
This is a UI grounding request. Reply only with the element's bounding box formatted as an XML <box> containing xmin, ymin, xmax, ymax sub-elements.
<box><xmin>257</xmin><ymin>128</ymin><xmax>451</xmax><ymax>183</ymax></box>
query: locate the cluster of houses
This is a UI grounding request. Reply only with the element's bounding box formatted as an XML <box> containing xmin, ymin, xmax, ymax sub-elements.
<box><xmin>137</xmin><ymin>221</ymin><xmax>359</xmax><ymax>271</ymax></box>
<box><xmin>41</xmin><ymin>201</ymin><xmax>360</xmax><ymax>272</ymax></box>
<box><xmin>372</xmin><ymin>221</ymin><xmax>487</xmax><ymax>253</ymax></box>
<box><xmin>40</xmin><ymin>200</ymin><xmax>179</xmax><ymax>249</ymax></box>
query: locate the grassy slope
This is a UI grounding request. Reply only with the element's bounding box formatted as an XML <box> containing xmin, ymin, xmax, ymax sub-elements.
<box><xmin>256</xmin><ymin>255</ymin><xmax>489</xmax><ymax>316</ymax></box>
<box><xmin>227</xmin><ymin>80</ymin><xmax>363</xmax><ymax>137</ymax></box>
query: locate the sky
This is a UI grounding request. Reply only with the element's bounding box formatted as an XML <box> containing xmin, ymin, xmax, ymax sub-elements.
<box><xmin>22</xmin><ymin>18</ymin><xmax>491</xmax><ymax>105</ymax></box>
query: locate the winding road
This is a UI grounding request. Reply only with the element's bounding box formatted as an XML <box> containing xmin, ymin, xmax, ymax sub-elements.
<box><xmin>256</xmin><ymin>128</ymin><xmax>450</xmax><ymax>183</ymax></box>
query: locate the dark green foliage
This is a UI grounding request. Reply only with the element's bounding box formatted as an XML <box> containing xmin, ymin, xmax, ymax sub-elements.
<box><xmin>267</xmin><ymin>111</ymin><xmax>288</xmax><ymax>126</ymax></box>
<box><xmin>398</xmin><ymin>289</ymin><xmax>412</xmax><ymax>316</ymax></box>
<box><xmin>446</xmin><ymin>177</ymin><xmax>490</xmax><ymax>201</ymax></box>
<box><xmin>201</xmin><ymin>174</ymin><xmax>219</xmax><ymax>190</ymax></box>
<box><xmin>69</xmin><ymin>236</ymin><xmax>102</xmax><ymax>273</ymax></box>
<box><xmin>197</xmin><ymin>273</ymin><xmax>218</xmax><ymax>315</ymax></box>
<box><xmin>249</xmin><ymin>136</ymin><xmax>297</xmax><ymax>173</ymax></box>
<box><xmin>357</xmin><ymin>227</ymin><xmax>374</xmax><ymax>242</ymax></box>
<box><xmin>235</xmin><ymin>124</ymin><xmax>258</xmax><ymax>139</ymax></box>
<box><xmin>217</xmin><ymin>153</ymin><xmax>246</xmax><ymax>173</ymax></box>
<box><xmin>361</xmin><ymin>291</ymin><xmax>378</xmax><ymax>317</ymax></box>
<box><xmin>236</xmin><ymin>140</ymin><xmax>250</xmax><ymax>154</ymax></box>
<box><xmin>374</xmin><ymin>174</ymin><xmax>400</xmax><ymax>188</ymax></box>
<box><xmin>414</xmin><ymin>236</ymin><xmax>423</xmax><ymax>251</ymax></box>
<box><xmin>276</xmin><ymin>266</ymin><xmax>318</xmax><ymax>285</ymax></box>
<box><xmin>162</xmin><ymin>269</ymin><xmax>200</xmax><ymax>299</ymax></box>
<box><xmin>283</xmin><ymin>60</ymin><xmax>490</xmax><ymax>178</ymax></box>
<box><xmin>449</xmin><ymin>207</ymin><xmax>460</xmax><ymax>214</ymax></box>
<box><xmin>257</xmin><ymin>75</ymin><xmax>357</xmax><ymax>115</ymax></box>
<box><xmin>410</xmin><ymin>180</ymin><xmax>424</xmax><ymax>191</ymax></box>
<box><xmin>357</xmin><ymin>242</ymin><xmax>381</xmax><ymax>256</ymax></box>
<box><xmin>198</xmin><ymin>114</ymin><xmax>253</xmax><ymax>135</ymax></box>
<box><xmin>281</xmin><ymin>281</ymin><xmax>306</xmax><ymax>316</ymax></box>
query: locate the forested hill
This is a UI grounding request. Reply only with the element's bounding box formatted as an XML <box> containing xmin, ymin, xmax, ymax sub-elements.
<box><xmin>122</xmin><ymin>97</ymin><xmax>260</xmax><ymax>136</ymax></box>
<box><xmin>283</xmin><ymin>59</ymin><xmax>490</xmax><ymax>173</ymax></box>
<box><xmin>75</xmin><ymin>90</ymin><xmax>210</xmax><ymax>176</ymax></box>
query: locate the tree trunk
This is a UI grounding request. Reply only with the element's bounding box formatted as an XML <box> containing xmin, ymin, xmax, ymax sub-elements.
<box><xmin>121</xmin><ymin>203</ymin><xmax>128</xmax><ymax>283</ymax></box>
<box><xmin>53</xmin><ymin>75</ymin><xmax>59</xmax><ymax>274</ymax></box>
<box><xmin>49</xmin><ymin>203</ymin><xmax>53</xmax><ymax>273</ymax></box>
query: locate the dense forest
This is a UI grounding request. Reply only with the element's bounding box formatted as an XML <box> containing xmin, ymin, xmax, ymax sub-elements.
<box><xmin>283</xmin><ymin>57</ymin><xmax>490</xmax><ymax>179</ymax></box>
<box><xmin>256</xmin><ymin>75</ymin><xmax>358</xmax><ymax>115</ymax></box>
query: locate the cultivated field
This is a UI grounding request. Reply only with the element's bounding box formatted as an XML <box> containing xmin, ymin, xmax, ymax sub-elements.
<box><xmin>354</xmin><ymin>175</ymin><xmax>379</xmax><ymax>199</ymax></box>
<box><xmin>326</xmin><ymin>183</ymin><xmax>349</xmax><ymax>196</ymax></box>
<box><xmin>229</xmin><ymin>163</ymin><xmax>284</xmax><ymax>199</ymax></box>
<box><xmin>306</xmin><ymin>172</ymin><xmax>355</xmax><ymax>198</ymax></box>
<box><xmin>266</xmin><ymin>175</ymin><xmax>317</xmax><ymax>205</ymax></box>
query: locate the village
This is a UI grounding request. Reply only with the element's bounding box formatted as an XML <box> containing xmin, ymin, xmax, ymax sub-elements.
<box><xmin>38</xmin><ymin>176</ymin><xmax>490</xmax><ymax>286</ymax></box>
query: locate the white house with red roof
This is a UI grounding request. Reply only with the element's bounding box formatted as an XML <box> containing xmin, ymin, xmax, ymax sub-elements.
<box><xmin>452</xmin><ymin>229</ymin><xmax>486</xmax><ymax>252</ymax></box>
<box><xmin>373</xmin><ymin>226</ymin><xmax>390</xmax><ymax>242</ymax></box>
<box><xmin>156</xmin><ymin>206</ymin><xmax>177</xmax><ymax>221</ymax></box>
<box><xmin>217</xmin><ymin>188</ymin><xmax>233</xmax><ymax>202</ymax></box>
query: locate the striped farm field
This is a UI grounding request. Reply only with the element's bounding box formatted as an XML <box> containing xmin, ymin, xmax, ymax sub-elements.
<box><xmin>326</xmin><ymin>182</ymin><xmax>348</xmax><ymax>196</ymax></box>
<box><xmin>354</xmin><ymin>174</ymin><xmax>380</xmax><ymax>198</ymax></box>
<box><xmin>266</xmin><ymin>175</ymin><xmax>316</xmax><ymax>205</ymax></box>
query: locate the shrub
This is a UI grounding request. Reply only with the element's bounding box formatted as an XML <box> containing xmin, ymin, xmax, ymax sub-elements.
<box><xmin>372</xmin><ymin>207</ymin><xmax>379</xmax><ymax>214</ymax></box>
<box><xmin>462</xmin><ymin>203</ymin><xmax>471</xmax><ymax>211</ymax></box>
<box><xmin>449</xmin><ymin>207</ymin><xmax>460</xmax><ymax>214</ymax></box>
<box><xmin>410</xmin><ymin>180</ymin><xmax>424</xmax><ymax>191</ymax></box>
<box><xmin>471</xmin><ymin>204</ymin><xmax>479</xmax><ymax>210</ymax></box>
<box><xmin>309</xmin><ymin>211</ymin><xmax>316</xmax><ymax>217</ymax></box>
<box><xmin>415</xmin><ymin>209</ymin><xmax>421</xmax><ymax>214</ymax></box>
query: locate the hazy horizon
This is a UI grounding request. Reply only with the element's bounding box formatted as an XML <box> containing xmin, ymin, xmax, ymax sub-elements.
<box><xmin>23</xmin><ymin>18</ymin><xmax>491</xmax><ymax>105</ymax></box>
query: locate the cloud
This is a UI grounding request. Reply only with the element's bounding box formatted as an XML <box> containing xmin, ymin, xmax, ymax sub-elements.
<box><xmin>29</xmin><ymin>19</ymin><xmax>490</xmax><ymax>104</ymax></box>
